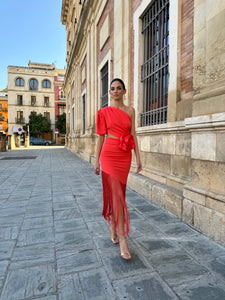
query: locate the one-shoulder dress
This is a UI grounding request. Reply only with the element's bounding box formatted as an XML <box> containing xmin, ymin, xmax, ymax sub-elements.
<box><xmin>96</xmin><ymin>106</ymin><xmax>135</xmax><ymax>236</ymax></box>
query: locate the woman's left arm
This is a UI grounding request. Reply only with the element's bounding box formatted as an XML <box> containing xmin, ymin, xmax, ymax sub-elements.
<box><xmin>130</xmin><ymin>107</ymin><xmax>142</xmax><ymax>173</ymax></box>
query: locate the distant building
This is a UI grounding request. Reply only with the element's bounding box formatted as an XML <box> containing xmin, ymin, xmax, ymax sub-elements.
<box><xmin>0</xmin><ymin>88</ymin><xmax>8</xmax><ymax>135</ymax></box>
<box><xmin>54</xmin><ymin>72</ymin><xmax>66</xmax><ymax>118</ymax></box>
<box><xmin>7</xmin><ymin>62</ymin><xmax>66</xmax><ymax>143</ymax></box>
<box><xmin>54</xmin><ymin>71</ymin><xmax>66</xmax><ymax>143</ymax></box>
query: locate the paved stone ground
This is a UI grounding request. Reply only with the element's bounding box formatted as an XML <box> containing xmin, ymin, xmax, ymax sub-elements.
<box><xmin>0</xmin><ymin>147</ymin><xmax>225</xmax><ymax>300</ymax></box>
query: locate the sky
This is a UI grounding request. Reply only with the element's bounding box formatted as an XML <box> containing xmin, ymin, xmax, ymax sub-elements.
<box><xmin>0</xmin><ymin>0</ymin><xmax>67</xmax><ymax>91</ymax></box>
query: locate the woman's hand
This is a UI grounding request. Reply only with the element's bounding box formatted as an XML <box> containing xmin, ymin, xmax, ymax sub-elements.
<box><xmin>136</xmin><ymin>160</ymin><xmax>142</xmax><ymax>174</ymax></box>
<box><xmin>94</xmin><ymin>161</ymin><xmax>100</xmax><ymax>175</ymax></box>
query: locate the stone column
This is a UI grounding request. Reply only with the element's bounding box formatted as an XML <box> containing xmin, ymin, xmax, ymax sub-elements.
<box><xmin>0</xmin><ymin>133</ymin><xmax>7</xmax><ymax>152</ymax></box>
<box><xmin>15</xmin><ymin>136</ymin><xmax>20</xmax><ymax>147</ymax></box>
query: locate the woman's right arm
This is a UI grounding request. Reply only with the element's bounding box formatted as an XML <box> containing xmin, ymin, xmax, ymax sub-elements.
<box><xmin>94</xmin><ymin>135</ymin><xmax>105</xmax><ymax>175</ymax></box>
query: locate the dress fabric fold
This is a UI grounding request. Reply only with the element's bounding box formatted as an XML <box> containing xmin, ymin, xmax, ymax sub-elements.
<box><xmin>96</xmin><ymin>106</ymin><xmax>135</xmax><ymax>236</ymax></box>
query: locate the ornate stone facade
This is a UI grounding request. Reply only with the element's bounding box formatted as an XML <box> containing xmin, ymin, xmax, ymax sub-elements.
<box><xmin>61</xmin><ymin>0</ymin><xmax>225</xmax><ymax>245</ymax></box>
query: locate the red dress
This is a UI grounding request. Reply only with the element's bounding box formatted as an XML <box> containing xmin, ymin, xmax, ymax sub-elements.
<box><xmin>96</xmin><ymin>106</ymin><xmax>135</xmax><ymax>236</ymax></box>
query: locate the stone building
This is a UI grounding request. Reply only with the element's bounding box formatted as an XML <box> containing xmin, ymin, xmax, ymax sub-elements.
<box><xmin>61</xmin><ymin>0</ymin><xmax>225</xmax><ymax>245</ymax></box>
<box><xmin>7</xmin><ymin>62</ymin><xmax>66</xmax><ymax>144</ymax></box>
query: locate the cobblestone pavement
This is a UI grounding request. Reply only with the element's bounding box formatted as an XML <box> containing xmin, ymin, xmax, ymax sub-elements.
<box><xmin>0</xmin><ymin>147</ymin><xmax>225</xmax><ymax>300</ymax></box>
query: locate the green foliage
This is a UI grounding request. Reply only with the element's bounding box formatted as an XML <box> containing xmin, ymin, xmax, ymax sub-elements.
<box><xmin>56</xmin><ymin>113</ymin><xmax>66</xmax><ymax>134</ymax></box>
<box><xmin>23</xmin><ymin>113</ymin><xmax>51</xmax><ymax>137</ymax></box>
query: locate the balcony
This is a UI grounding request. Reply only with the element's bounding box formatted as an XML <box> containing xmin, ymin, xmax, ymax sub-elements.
<box><xmin>0</xmin><ymin>108</ymin><xmax>8</xmax><ymax>112</ymax></box>
<box><xmin>15</xmin><ymin>118</ymin><xmax>25</xmax><ymax>124</ymax></box>
<box><xmin>0</xmin><ymin>117</ymin><xmax>5</xmax><ymax>121</ymax></box>
<box><xmin>17</xmin><ymin>100</ymin><xmax>23</xmax><ymax>106</ymax></box>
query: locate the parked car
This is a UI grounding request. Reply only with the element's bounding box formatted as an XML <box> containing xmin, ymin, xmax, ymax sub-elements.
<box><xmin>30</xmin><ymin>137</ymin><xmax>52</xmax><ymax>146</ymax></box>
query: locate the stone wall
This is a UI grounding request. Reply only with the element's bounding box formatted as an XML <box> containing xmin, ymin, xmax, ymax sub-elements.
<box><xmin>129</xmin><ymin>112</ymin><xmax>225</xmax><ymax>246</ymax></box>
<box><xmin>62</xmin><ymin>0</ymin><xmax>225</xmax><ymax>246</ymax></box>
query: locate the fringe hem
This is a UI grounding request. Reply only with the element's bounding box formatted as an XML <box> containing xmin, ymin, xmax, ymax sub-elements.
<box><xmin>101</xmin><ymin>171</ymin><xmax>130</xmax><ymax>236</ymax></box>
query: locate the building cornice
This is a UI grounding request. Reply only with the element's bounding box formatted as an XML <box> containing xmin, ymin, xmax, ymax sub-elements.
<box><xmin>64</xmin><ymin>0</ymin><xmax>94</xmax><ymax>87</ymax></box>
<box><xmin>61</xmin><ymin>0</ymin><xmax>70</xmax><ymax>25</ymax></box>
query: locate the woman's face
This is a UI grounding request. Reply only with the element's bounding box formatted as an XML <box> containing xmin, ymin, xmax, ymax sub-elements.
<box><xmin>109</xmin><ymin>81</ymin><xmax>126</xmax><ymax>101</ymax></box>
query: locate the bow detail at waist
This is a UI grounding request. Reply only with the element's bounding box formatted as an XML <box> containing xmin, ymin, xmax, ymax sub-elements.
<box><xmin>119</xmin><ymin>132</ymin><xmax>135</xmax><ymax>151</ymax></box>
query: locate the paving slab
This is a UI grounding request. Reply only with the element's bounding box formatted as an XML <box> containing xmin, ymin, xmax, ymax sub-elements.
<box><xmin>9</xmin><ymin>243</ymin><xmax>55</xmax><ymax>269</ymax></box>
<box><xmin>1</xmin><ymin>147</ymin><xmax>225</xmax><ymax>299</ymax></box>
<box><xmin>113</xmin><ymin>273</ymin><xmax>179</xmax><ymax>300</ymax></box>
<box><xmin>173</xmin><ymin>275</ymin><xmax>225</xmax><ymax>300</ymax></box>
<box><xmin>149</xmin><ymin>249</ymin><xmax>208</xmax><ymax>286</ymax></box>
<box><xmin>0</xmin><ymin>264</ymin><xmax>56</xmax><ymax>300</ymax></box>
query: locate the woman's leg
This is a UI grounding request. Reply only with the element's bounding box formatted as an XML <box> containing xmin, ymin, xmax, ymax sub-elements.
<box><xmin>117</xmin><ymin>198</ymin><xmax>131</xmax><ymax>259</ymax></box>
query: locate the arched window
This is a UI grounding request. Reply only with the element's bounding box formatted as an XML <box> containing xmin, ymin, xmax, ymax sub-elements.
<box><xmin>42</xmin><ymin>80</ymin><xmax>51</xmax><ymax>88</ymax></box>
<box><xmin>29</xmin><ymin>79</ymin><xmax>38</xmax><ymax>90</ymax></box>
<box><xmin>16</xmin><ymin>78</ymin><xmax>24</xmax><ymax>86</ymax></box>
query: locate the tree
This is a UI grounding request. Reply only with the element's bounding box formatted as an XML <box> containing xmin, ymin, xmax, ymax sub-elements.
<box><xmin>56</xmin><ymin>113</ymin><xmax>66</xmax><ymax>134</ymax></box>
<box><xmin>23</xmin><ymin>114</ymin><xmax>51</xmax><ymax>137</ymax></box>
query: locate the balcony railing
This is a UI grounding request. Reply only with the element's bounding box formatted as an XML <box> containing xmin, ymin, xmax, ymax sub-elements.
<box><xmin>15</xmin><ymin>117</ymin><xmax>25</xmax><ymax>124</ymax></box>
<box><xmin>17</xmin><ymin>100</ymin><xmax>23</xmax><ymax>106</ymax></box>
<box><xmin>0</xmin><ymin>108</ymin><xmax>8</xmax><ymax>112</ymax></box>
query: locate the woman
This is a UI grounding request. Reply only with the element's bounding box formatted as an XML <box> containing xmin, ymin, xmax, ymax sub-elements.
<box><xmin>94</xmin><ymin>78</ymin><xmax>142</xmax><ymax>260</ymax></box>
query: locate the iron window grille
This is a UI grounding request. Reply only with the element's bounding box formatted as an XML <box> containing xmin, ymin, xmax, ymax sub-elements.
<box><xmin>141</xmin><ymin>0</ymin><xmax>169</xmax><ymax>126</ymax></box>
<box><xmin>101</xmin><ymin>62</ymin><xmax>108</xmax><ymax>108</ymax></box>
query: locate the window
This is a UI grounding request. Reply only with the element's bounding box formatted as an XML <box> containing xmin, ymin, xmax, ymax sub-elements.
<box><xmin>16</xmin><ymin>78</ymin><xmax>24</xmax><ymax>86</ymax></box>
<box><xmin>141</xmin><ymin>0</ymin><xmax>169</xmax><ymax>126</ymax></box>
<box><xmin>31</xmin><ymin>96</ymin><xmax>36</xmax><ymax>106</ymax></box>
<box><xmin>0</xmin><ymin>113</ymin><xmax>3</xmax><ymax>120</ymax></box>
<box><xmin>82</xmin><ymin>94</ymin><xmax>86</xmax><ymax>134</ymax></box>
<box><xmin>44</xmin><ymin>112</ymin><xmax>50</xmax><ymax>122</ymax></box>
<box><xmin>43</xmin><ymin>80</ymin><xmax>51</xmax><ymax>88</ymax></box>
<box><xmin>17</xmin><ymin>95</ymin><xmax>23</xmax><ymax>105</ymax></box>
<box><xmin>29</xmin><ymin>79</ymin><xmax>38</xmax><ymax>90</ymax></box>
<box><xmin>58</xmin><ymin>75</ymin><xmax>65</xmax><ymax>82</ymax></box>
<box><xmin>0</xmin><ymin>104</ymin><xmax>2</xmax><ymax>110</ymax></box>
<box><xmin>101</xmin><ymin>62</ymin><xmax>108</xmax><ymax>108</ymax></box>
<box><xmin>59</xmin><ymin>88</ymin><xmax>65</xmax><ymax>99</ymax></box>
<box><xmin>16</xmin><ymin>111</ymin><xmax>24</xmax><ymax>124</ymax></box>
<box><xmin>59</xmin><ymin>105</ymin><xmax>66</xmax><ymax>115</ymax></box>
<box><xmin>44</xmin><ymin>97</ymin><xmax>49</xmax><ymax>107</ymax></box>
<box><xmin>0</xmin><ymin>123</ymin><xmax>2</xmax><ymax>130</ymax></box>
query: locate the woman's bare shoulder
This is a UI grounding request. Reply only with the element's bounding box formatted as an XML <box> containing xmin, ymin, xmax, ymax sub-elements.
<box><xmin>124</xmin><ymin>105</ymin><xmax>134</xmax><ymax>116</ymax></box>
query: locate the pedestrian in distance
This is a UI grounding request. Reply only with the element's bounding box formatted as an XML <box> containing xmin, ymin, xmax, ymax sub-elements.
<box><xmin>94</xmin><ymin>78</ymin><xmax>142</xmax><ymax>260</ymax></box>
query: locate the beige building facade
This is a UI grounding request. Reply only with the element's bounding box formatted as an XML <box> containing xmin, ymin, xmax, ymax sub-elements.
<box><xmin>61</xmin><ymin>0</ymin><xmax>225</xmax><ymax>245</ymax></box>
<box><xmin>8</xmin><ymin>62</ymin><xmax>65</xmax><ymax>144</ymax></box>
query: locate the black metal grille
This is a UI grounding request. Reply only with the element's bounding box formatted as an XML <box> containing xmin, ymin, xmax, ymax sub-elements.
<box><xmin>101</xmin><ymin>62</ymin><xmax>108</xmax><ymax>108</ymax></box>
<box><xmin>141</xmin><ymin>0</ymin><xmax>169</xmax><ymax>126</ymax></box>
